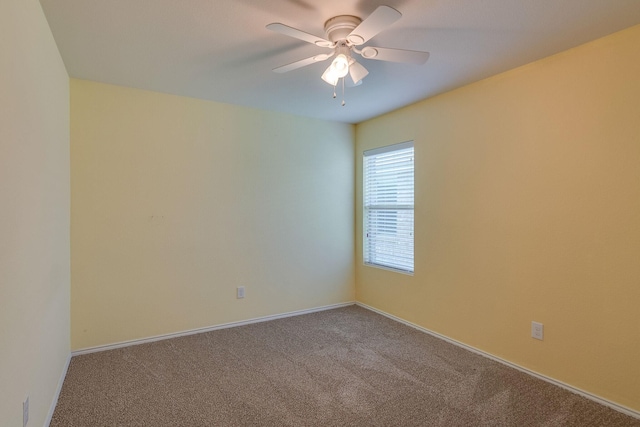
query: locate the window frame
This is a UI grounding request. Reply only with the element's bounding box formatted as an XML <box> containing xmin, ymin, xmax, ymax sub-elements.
<box><xmin>363</xmin><ymin>141</ymin><xmax>414</xmax><ymax>274</ymax></box>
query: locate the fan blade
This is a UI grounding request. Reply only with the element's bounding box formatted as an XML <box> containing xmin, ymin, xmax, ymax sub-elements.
<box><xmin>273</xmin><ymin>53</ymin><xmax>332</xmax><ymax>73</ymax></box>
<box><xmin>360</xmin><ymin>46</ymin><xmax>429</xmax><ymax>64</ymax></box>
<box><xmin>266</xmin><ymin>23</ymin><xmax>333</xmax><ymax>47</ymax></box>
<box><xmin>347</xmin><ymin>5</ymin><xmax>402</xmax><ymax>45</ymax></box>
<box><xmin>349</xmin><ymin>61</ymin><xmax>369</xmax><ymax>84</ymax></box>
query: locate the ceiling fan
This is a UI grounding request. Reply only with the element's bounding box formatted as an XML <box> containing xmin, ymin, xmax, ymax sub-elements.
<box><xmin>266</xmin><ymin>5</ymin><xmax>430</xmax><ymax>105</ymax></box>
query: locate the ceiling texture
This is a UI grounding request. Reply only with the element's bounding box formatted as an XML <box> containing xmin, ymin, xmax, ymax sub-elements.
<box><xmin>40</xmin><ymin>0</ymin><xmax>640</xmax><ymax>124</ymax></box>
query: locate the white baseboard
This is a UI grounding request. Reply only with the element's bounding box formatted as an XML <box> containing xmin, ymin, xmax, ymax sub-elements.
<box><xmin>72</xmin><ymin>301</ymin><xmax>355</xmax><ymax>356</ymax></box>
<box><xmin>356</xmin><ymin>302</ymin><xmax>640</xmax><ymax>420</ymax></box>
<box><xmin>44</xmin><ymin>352</ymin><xmax>71</xmax><ymax>427</ymax></box>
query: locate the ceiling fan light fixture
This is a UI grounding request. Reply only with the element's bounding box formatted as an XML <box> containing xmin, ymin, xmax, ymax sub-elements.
<box><xmin>349</xmin><ymin>60</ymin><xmax>369</xmax><ymax>84</ymax></box>
<box><xmin>331</xmin><ymin>53</ymin><xmax>350</xmax><ymax>78</ymax></box>
<box><xmin>321</xmin><ymin>65</ymin><xmax>340</xmax><ymax>86</ymax></box>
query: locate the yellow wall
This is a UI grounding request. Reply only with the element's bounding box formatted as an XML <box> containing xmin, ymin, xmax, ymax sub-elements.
<box><xmin>0</xmin><ymin>0</ymin><xmax>70</xmax><ymax>425</ymax></box>
<box><xmin>355</xmin><ymin>25</ymin><xmax>640</xmax><ymax>411</ymax></box>
<box><xmin>70</xmin><ymin>80</ymin><xmax>355</xmax><ymax>350</ymax></box>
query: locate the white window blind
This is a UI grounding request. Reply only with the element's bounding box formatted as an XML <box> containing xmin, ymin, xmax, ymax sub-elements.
<box><xmin>364</xmin><ymin>141</ymin><xmax>414</xmax><ymax>273</ymax></box>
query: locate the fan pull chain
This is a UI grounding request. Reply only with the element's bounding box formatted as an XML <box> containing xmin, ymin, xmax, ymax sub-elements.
<box><xmin>333</xmin><ymin>84</ymin><xmax>337</xmax><ymax>99</ymax></box>
<box><xmin>341</xmin><ymin>77</ymin><xmax>346</xmax><ymax>106</ymax></box>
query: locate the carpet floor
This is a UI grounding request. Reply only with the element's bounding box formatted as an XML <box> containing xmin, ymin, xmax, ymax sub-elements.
<box><xmin>51</xmin><ymin>305</ymin><xmax>639</xmax><ymax>426</ymax></box>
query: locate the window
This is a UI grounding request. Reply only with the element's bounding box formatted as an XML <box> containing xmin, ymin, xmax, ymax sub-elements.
<box><xmin>363</xmin><ymin>141</ymin><xmax>414</xmax><ymax>273</ymax></box>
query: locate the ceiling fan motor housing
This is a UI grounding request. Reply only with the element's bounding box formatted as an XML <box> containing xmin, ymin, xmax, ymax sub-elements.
<box><xmin>324</xmin><ymin>15</ymin><xmax>362</xmax><ymax>43</ymax></box>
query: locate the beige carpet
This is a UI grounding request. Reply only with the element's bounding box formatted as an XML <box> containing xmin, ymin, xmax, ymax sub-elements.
<box><xmin>52</xmin><ymin>305</ymin><xmax>639</xmax><ymax>426</ymax></box>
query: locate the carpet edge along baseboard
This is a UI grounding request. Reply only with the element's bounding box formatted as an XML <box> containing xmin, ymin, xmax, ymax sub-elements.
<box><xmin>355</xmin><ymin>301</ymin><xmax>640</xmax><ymax>421</ymax></box>
<box><xmin>71</xmin><ymin>302</ymin><xmax>356</xmax><ymax>356</ymax></box>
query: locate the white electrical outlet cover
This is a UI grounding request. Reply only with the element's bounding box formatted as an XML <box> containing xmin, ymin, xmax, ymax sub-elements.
<box><xmin>531</xmin><ymin>321</ymin><xmax>544</xmax><ymax>340</ymax></box>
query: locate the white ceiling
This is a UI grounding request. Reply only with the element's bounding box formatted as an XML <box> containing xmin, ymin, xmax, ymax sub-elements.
<box><xmin>39</xmin><ymin>0</ymin><xmax>640</xmax><ymax>124</ymax></box>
